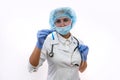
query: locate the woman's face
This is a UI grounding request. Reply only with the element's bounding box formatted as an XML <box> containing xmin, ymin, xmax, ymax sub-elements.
<box><xmin>54</xmin><ymin>17</ymin><xmax>72</xmax><ymax>27</ymax></box>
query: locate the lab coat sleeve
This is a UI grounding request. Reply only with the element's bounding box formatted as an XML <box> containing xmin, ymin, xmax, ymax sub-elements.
<box><xmin>28</xmin><ymin>61</ymin><xmax>40</xmax><ymax>72</ymax></box>
<box><xmin>28</xmin><ymin>37</ymin><xmax>50</xmax><ymax>73</ymax></box>
<box><xmin>78</xmin><ymin>39</ymin><xmax>84</xmax><ymax>45</ymax></box>
<box><xmin>28</xmin><ymin>49</ymin><xmax>47</xmax><ymax>73</ymax></box>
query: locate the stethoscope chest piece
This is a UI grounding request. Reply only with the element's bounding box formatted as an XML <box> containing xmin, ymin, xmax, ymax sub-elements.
<box><xmin>49</xmin><ymin>44</ymin><xmax>54</xmax><ymax>57</ymax></box>
<box><xmin>49</xmin><ymin>52</ymin><xmax>54</xmax><ymax>57</ymax></box>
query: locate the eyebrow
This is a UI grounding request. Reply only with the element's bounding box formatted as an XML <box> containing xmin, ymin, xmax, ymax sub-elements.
<box><xmin>55</xmin><ymin>18</ymin><xmax>71</xmax><ymax>22</ymax></box>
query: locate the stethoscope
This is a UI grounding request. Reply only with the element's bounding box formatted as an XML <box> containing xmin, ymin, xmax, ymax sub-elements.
<box><xmin>49</xmin><ymin>33</ymin><xmax>80</xmax><ymax>57</ymax></box>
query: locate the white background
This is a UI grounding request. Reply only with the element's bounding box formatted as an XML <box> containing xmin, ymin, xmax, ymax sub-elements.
<box><xmin>0</xmin><ymin>0</ymin><xmax>120</xmax><ymax>80</ymax></box>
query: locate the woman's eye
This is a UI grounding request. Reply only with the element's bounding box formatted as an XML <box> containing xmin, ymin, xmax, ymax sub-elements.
<box><xmin>56</xmin><ymin>20</ymin><xmax>61</xmax><ymax>23</ymax></box>
<box><xmin>55</xmin><ymin>18</ymin><xmax>70</xmax><ymax>24</ymax></box>
<box><xmin>63</xmin><ymin>18</ymin><xmax>69</xmax><ymax>22</ymax></box>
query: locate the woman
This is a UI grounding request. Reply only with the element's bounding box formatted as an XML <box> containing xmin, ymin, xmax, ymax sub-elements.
<box><xmin>28</xmin><ymin>7</ymin><xmax>89</xmax><ymax>80</ymax></box>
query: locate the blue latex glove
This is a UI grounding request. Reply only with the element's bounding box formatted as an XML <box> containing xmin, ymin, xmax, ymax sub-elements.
<box><xmin>78</xmin><ymin>45</ymin><xmax>89</xmax><ymax>61</ymax></box>
<box><xmin>36</xmin><ymin>29</ymin><xmax>53</xmax><ymax>49</ymax></box>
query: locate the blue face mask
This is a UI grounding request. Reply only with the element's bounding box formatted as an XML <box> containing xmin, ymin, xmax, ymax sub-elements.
<box><xmin>55</xmin><ymin>25</ymin><xmax>72</xmax><ymax>35</ymax></box>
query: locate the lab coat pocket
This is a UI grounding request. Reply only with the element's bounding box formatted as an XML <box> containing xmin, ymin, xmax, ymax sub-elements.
<box><xmin>55</xmin><ymin>68</ymin><xmax>80</xmax><ymax>80</ymax></box>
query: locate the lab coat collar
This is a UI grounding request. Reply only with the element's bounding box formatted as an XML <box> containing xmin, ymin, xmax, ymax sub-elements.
<box><xmin>51</xmin><ymin>32</ymin><xmax>78</xmax><ymax>46</ymax></box>
<box><xmin>51</xmin><ymin>32</ymin><xmax>76</xmax><ymax>45</ymax></box>
<box><xmin>56</xmin><ymin>32</ymin><xmax>74</xmax><ymax>45</ymax></box>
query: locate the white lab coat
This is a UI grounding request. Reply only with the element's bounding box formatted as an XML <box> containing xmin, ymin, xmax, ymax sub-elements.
<box><xmin>28</xmin><ymin>32</ymin><xmax>83</xmax><ymax>80</ymax></box>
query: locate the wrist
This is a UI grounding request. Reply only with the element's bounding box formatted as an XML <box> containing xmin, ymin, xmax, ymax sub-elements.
<box><xmin>36</xmin><ymin>41</ymin><xmax>42</xmax><ymax>49</ymax></box>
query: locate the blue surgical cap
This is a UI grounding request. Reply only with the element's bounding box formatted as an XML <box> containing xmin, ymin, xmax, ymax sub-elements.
<box><xmin>49</xmin><ymin>7</ymin><xmax>77</xmax><ymax>29</ymax></box>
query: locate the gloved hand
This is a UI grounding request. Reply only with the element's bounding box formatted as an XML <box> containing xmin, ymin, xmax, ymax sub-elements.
<box><xmin>36</xmin><ymin>29</ymin><xmax>53</xmax><ymax>49</ymax></box>
<box><xmin>78</xmin><ymin>45</ymin><xmax>89</xmax><ymax>61</ymax></box>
